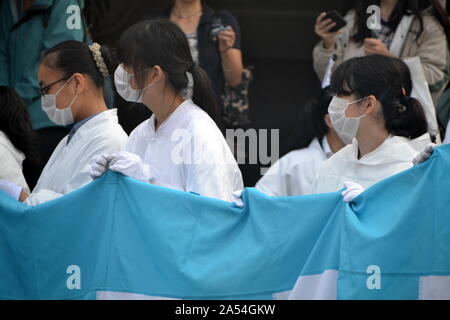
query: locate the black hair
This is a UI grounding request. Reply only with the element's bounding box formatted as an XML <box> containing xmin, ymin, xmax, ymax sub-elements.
<box><xmin>42</xmin><ymin>40</ymin><xmax>117</xmax><ymax>91</ymax></box>
<box><xmin>348</xmin><ymin>0</ymin><xmax>424</xmax><ymax>45</ymax></box>
<box><xmin>391</xmin><ymin>55</ymin><xmax>442</xmax><ymax>142</ymax></box>
<box><xmin>390</xmin><ymin>56</ymin><xmax>414</xmax><ymax>95</ymax></box>
<box><xmin>288</xmin><ymin>89</ymin><xmax>333</xmax><ymax>152</ymax></box>
<box><xmin>330</xmin><ymin>54</ymin><xmax>428</xmax><ymax>139</ymax></box>
<box><xmin>116</xmin><ymin>19</ymin><xmax>220</xmax><ymax>124</ymax></box>
<box><xmin>0</xmin><ymin>86</ymin><xmax>40</xmax><ymax>164</ymax></box>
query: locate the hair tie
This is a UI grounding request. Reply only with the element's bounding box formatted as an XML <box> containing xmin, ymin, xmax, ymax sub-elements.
<box><xmin>397</xmin><ymin>95</ymin><xmax>410</xmax><ymax>114</ymax></box>
<box><xmin>89</xmin><ymin>43</ymin><xmax>109</xmax><ymax>78</ymax></box>
<box><xmin>187</xmin><ymin>62</ymin><xmax>198</xmax><ymax>73</ymax></box>
<box><xmin>181</xmin><ymin>71</ymin><xmax>194</xmax><ymax>99</ymax></box>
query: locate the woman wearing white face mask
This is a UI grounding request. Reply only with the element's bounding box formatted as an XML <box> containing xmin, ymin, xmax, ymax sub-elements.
<box><xmin>0</xmin><ymin>41</ymin><xmax>128</xmax><ymax>205</ymax></box>
<box><xmin>90</xmin><ymin>20</ymin><xmax>243</xmax><ymax>202</ymax></box>
<box><xmin>255</xmin><ymin>89</ymin><xmax>345</xmax><ymax>197</ymax></box>
<box><xmin>312</xmin><ymin>54</ymin><xmax>431</xmax><ymax>200</ymax></box>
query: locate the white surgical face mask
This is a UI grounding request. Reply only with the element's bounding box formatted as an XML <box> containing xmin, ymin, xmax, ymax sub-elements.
<box><xmin>41</xmin><ymin>76</ymin><xmax>77</xmax><ymax>126</ymax></box>
<box><xmin>328</xmin><ymin>96</ymin><xmax>369</xmax><ymax>145</ymax></box>
<box><xmin>114</xmin><ymin>64</ymin><xmax>153</xmax><ymax>103</ymax></box>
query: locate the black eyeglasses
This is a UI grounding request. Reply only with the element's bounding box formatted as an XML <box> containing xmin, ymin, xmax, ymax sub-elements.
<box><xmin>40</xmin><ymin>76</ymin><xmax>71</xmax><ymax>96</ymax></box>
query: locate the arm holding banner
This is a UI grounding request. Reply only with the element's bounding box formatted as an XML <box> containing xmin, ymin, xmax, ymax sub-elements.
<box><xmin>91</xmin><ymin>151</ymin><xmax>185</xmax><ymax>192</ymax></box>
<box><xmin>26</xmin><ymin>134</ymin><xmax>123</xmax><ymax>207</ymax></box>
<box><xmin>341</xmin><ymin>181</ymin><xmax>365</xmax><ymax>203</ymax></box>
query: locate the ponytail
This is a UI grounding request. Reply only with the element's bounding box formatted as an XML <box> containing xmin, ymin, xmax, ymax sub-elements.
<box><xmin>383</xmin><ymin>95</ymin><xmax>428</xmax><ymax>139</ymax></box>
<box><xmin>189</xmin><ymin>63</ymin><xmax>221</xmax><ymax>126</ymax></box>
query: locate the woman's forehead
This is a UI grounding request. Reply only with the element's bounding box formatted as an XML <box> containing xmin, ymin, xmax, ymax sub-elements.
<box><xmin>38</xmin><ymin>63</ymin><xmax>64</xmax><ymax>86</ymax></box>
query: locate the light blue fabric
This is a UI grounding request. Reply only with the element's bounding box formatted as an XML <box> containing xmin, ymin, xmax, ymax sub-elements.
<box><xmin>0</xmin><ymin>0</ymin><xmax>86</xmax><ymax>130</ymax></box>
<box><xmin>0</xmin><ymin>145</ymin><xmax>449</xmax><ymax>300</ymax></box>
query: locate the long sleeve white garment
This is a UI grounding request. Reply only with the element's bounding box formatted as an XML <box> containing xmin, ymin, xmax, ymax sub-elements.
<box><xmin>25</xmin><ymin>109</ymin><xmax>128</xmax><ymax>206</ymax></box>
<box><xmin>256</xmin><ymin>137</ymin><xmax>332</xmax><ymax>197</ymax></box>
<box><xmin>125</xmin><ymin>99</ymin><xmax>243</xmax><ymax>202</ymax></box>
<box><xmin>313</xmin><ymin>134</ymin><xmax>431</xmax><ymax>194</ymax></box>
<box><xmin>0</xmin><ymin>131</ymin><xmax>30</xmax><ymax>194</ymax></box>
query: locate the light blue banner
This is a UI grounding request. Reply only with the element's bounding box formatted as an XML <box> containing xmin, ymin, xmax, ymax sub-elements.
<box><xmin>1</xmin><ymin>145</ymin><xmax>449</xmax><ymax>300</ymax></box>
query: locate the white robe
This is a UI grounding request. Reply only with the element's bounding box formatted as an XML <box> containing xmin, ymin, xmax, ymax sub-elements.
<box><xmin>256</xmin><ymin>137</ymin><xmax>332</xmax><ymax>197</ymax></box>
<box><xmin>0</xmin><ymin>131</ymin><xmax>30</xmax><ymax>194</ymax></box>
<box><xmin>26</xmin><ymin>109</ymin><xmax>128</xmax><ymax>206</ymax></box>
<box><xmin>125</xmin><ymin>99</ymin><xmax>243</xmax><ymax>202</ymax></box>
<box><xmin>313</xmin><ymin>134</ymin><xmax>431</xmax><ymax>194</ymax></box>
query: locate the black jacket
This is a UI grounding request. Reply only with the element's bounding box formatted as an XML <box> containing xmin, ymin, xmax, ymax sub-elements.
<box><xmin>158</xmin><ymin>4</ymin><xmax>242</xmax><ymax>102</ymax></box>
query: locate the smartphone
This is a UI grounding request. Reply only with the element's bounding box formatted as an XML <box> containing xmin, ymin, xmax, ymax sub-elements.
<box><xmin>323</xmin><ymin>10</ymin><xmax>347</xmax><ymax>33</ymax></box>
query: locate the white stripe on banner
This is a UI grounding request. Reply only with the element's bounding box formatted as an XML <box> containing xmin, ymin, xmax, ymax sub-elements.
<box><xmin>288</xmin><ymin>270</ymin><xmax>338</xmax><ymax>300</ymax></box>
<box><xmin>419</xmin><ymin>276</ymin><xmax>450</xmax><ymax>300</ymax></box>
<box><xmin>96</xmin><ymin>291</ymin><xmax>180</xmax><ymax>300</ymax></box>
<box><xmin>272</xmin><ymin>290</ymin><xmax>292</xmax><ymax>300</ymax></box>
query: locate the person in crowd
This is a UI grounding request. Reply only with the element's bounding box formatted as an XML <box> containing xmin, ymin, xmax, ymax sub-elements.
<box><xmin>90</xmin><ymin>19</ymin><xmax>243</xmax><ymax>202</ymax></box>
<box><xmin>161</xmin><ymin>0</ymin><xmax>244</xmax><ymax>107</ymax></box>
<box><xmin>0</xmin><ymin>86</ymin><xmax>39</xmax><ymax>199</ymax></box>
<box><xmin>312</xmin><ymin>54</ymin><xmax>431</xmax><ymax>201</ymax></box>
<box><xmin>0</xmin><ymin>40</ymin><xmax>128</xmax><ymax>205</ymax></box>
<box><xmin>255</xmin><ymin>89</ymin><xmax>345</xmax><ymax>197</ymax></box>
<box><xmin>0</xmin><ymin>0</ymin><xmax>88</xmax><ymax>190</ymax></box>
<box><xmin>313</xmin><ymin>0</ymin><xmax>449</xmax><ymax>103</ymax></box>
<box><xmin>431</xmin><ymin>0</ymin><xmax>450</xmax><ymax>138</ymax></box>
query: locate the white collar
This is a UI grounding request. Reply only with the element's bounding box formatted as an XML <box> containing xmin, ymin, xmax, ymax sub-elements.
<box><xmin>148</xmin><ymin>99</ymin><xmax>195</xmax><ymax>135</ymax></box>
<box><xmin>64</xmin><ymin>109</ymin><xmax>118</xmax><ymax>145</ymax></box>
<box><xmin>350</xmin><ymin>135</ymin><xmax>413</xmax><ymax>164</ymax></box>
<box><xmin>321</xmin><ymin>136</ymin><xmax>333</xmax><ymax>159</ymax></box>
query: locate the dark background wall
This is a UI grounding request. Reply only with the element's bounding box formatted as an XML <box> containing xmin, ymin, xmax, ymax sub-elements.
<box><xmin>85</xmin><ymin>0</ymin><xmax>350</xmax><ymax>186</ymax></box>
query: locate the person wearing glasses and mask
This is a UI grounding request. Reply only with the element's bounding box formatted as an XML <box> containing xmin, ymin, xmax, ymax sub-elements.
<box><xmin>0</xmin><ymin>41</ymin><xmax>128</xmax><ymax>205</ymax></box>
<box><xmin>312</xmin><ymin>55</ymin><xmax>432</xmax><ymax>202</ymax></box>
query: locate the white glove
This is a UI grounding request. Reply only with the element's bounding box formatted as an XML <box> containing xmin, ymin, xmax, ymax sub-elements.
<box><xmin>342</xmin><ymin>181</ymin><xmax>365</xmax><ymax>203</ymax></box>
<box><xmin>108</xmin><ymin>151</ymin><xmax>152</xmax><ymax>182</ymax></box>
<box><xmin>413</xmin><ymin>144</ymin><xmax>436</xmax><ymax>166</ymax></box>
<box><xmin>0</xmin><ymin>179</ymin><xmax>23</xmax><ymax>200</ymax></box>
<box><xmin>233</xmin><ymin>190</ymin><xmax>244</xmax><ymax>208</ymax></box>
<box><xmin>90</xmin><ymin>154</ymin><xmax>114</xmax><ymax>180</ymax></box>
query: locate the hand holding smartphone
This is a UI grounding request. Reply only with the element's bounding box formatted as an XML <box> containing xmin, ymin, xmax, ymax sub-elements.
<box><xmin>315</xmin><ymin>10</ymin><xmax>347</xmax><ymax>50</ymax></box>
<box><xmin>322</xmin><ymin>10</ymin><xmax>347</xmax><ymax>33</ymax></box>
